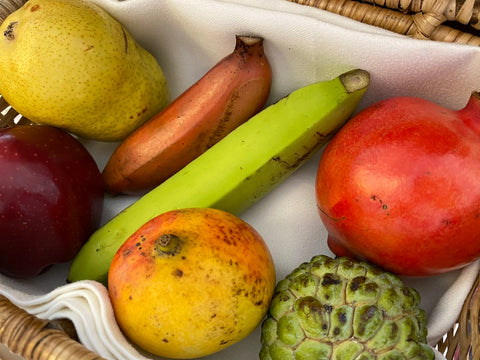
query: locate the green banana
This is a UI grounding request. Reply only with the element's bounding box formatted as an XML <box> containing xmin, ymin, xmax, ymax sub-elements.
<box><xmin>68</xmin><ymin>69</ymin><xmax>370</xmax><ymax>285</ymax></box>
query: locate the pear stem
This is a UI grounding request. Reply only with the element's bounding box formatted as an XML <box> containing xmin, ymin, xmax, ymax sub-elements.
<box><xmin>3</xmin><ymin>21</ymin><xmax>17</xmax><ymax>40</ymax></box>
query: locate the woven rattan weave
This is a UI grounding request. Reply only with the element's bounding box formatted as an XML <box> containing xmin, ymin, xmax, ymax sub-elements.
<box><xmin>287</xmin><ymin>0</ymin><xmax>480</xmax><ymax>45</ymax></box>
<box><xmin>0</xmin><ymin>295</ymin><xmax>105</xmax><ymax>360</ymax></box>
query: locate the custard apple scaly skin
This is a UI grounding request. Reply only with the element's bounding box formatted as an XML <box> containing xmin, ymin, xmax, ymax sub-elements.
<box><xmin>260</xmin><ymin>255</ymin><xmax>434</xmax><ymax>360</ymax></box>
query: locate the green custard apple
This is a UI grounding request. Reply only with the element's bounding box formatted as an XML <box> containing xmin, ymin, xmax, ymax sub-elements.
<box><xmin>260</xmin><ymin>255</ymin><xmax>435</xmax><ymax>360</ymax></box>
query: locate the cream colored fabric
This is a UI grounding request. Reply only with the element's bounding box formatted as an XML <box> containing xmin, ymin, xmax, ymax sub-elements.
<box><xmin>1</xmin><ymin>0</ymin><xmax>480</xmax><ymax>359</ymax></box>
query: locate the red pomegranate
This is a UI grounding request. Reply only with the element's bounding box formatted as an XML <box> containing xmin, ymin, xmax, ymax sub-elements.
<box><xmin>315</xmin><ymin>92</ymin><xmax>480</xmax><ymax>276</ymax></box>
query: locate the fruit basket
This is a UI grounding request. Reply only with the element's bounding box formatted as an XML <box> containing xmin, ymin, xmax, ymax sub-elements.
<box><xmin>1</xmin><ymin>0</ymin><xmax>480</xmax><ymax>360</ymax></box>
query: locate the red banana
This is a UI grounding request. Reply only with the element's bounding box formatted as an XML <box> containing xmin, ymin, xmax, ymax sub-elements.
<box><xmin>102</xmin><ymin>35</ymin><xmax>272</xmax><ymax>195</ymax></box>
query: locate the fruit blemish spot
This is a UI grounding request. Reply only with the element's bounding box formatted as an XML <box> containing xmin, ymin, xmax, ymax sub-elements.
<box><xmin>172</xmin><ymin>269</ymin><xmax>183</xmax><ymax>277</ymax></box>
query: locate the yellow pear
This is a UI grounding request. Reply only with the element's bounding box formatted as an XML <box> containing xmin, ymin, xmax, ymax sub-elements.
<box><xmin>0</xmin><ymin>0</ymin><xmax>170</xmax><ymax>141</ymax></box>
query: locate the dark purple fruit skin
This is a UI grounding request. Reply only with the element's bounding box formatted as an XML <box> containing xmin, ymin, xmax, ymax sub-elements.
<box><xmin>0</xmin><ymin>125</ymin><xmax>104</xmax><ymax>278</ymax></box>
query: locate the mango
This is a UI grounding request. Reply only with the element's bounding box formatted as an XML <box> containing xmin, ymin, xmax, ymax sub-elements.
<box><xmin>108</xmin><ymin>207</ymin><xmax>276</xmax><ymax>359</ymax></box>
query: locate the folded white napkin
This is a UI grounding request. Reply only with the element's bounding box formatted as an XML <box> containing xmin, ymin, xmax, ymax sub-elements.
<box><xmin>1</xmin><ymin>0</ymin><xmax>480</xmax><ymax>359</ymax></box>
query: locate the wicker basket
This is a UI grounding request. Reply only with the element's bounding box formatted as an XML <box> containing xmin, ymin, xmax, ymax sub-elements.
<box><xmin>0</xmin><ymin>295</ymin><xmax>105</xmax><ymax>359</ymax></box>
<box><xmin>0</xmin><ymin>0</ymin><xmax>480</xmax><ymax>359</ymax></box>
<box><xmin>287</xmin><ymin>0</ymin><xmax>480</xmax><ymax>46</ymax></box>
